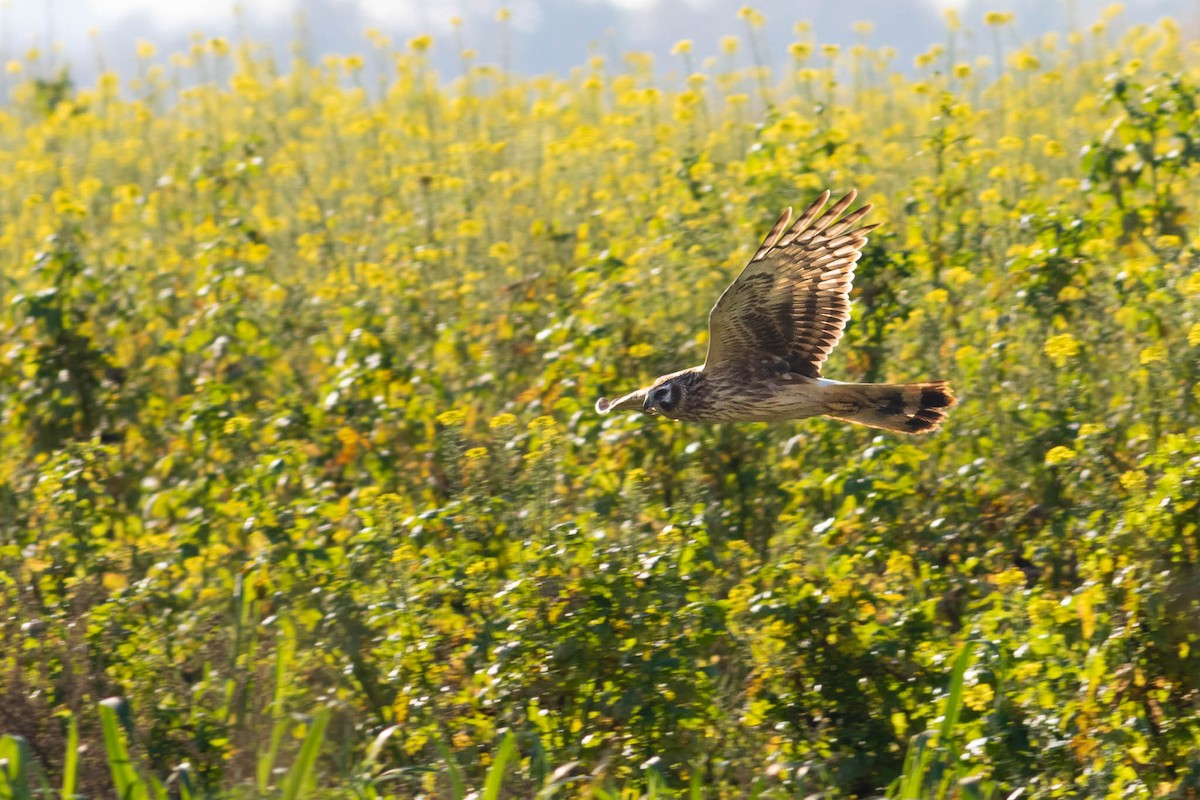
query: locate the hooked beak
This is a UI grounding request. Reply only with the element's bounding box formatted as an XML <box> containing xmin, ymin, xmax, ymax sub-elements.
<box><xmin>595</xmin><ymin>387</ymin><xmax>650</xmax><ymax>415</ymax></box>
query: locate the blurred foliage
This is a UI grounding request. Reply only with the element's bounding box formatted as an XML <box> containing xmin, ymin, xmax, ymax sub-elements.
<box><xmin>2</xmin><ymin>6</ymin><xmax>1200</xmax><ymax>799</ymax></box>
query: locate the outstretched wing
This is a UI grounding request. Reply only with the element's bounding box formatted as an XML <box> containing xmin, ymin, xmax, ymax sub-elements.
<box><xmin>704</xmin><ymin>190</ymin><xmax>876</xmax><ymax>379</ymax></box>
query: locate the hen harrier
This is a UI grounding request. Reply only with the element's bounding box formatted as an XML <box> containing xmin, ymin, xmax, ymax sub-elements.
<box><xmin>595</xmin><ymin>190</ymin><xmax>955</xmax><ymax>434</ymax></box>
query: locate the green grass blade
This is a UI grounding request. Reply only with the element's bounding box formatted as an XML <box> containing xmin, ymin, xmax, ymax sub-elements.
<box><xmin>147</xmin><ymin>774</ymin><xmax>169</xmax><ymax>800</ymax></box>
<box><xmin>257</xmin><ymin>716</ymin><xmax>290</xmax><ymax>794</ymax></box>
<box><xmin>958</xmin><ymin>775</ymin><xmax>994</xmax><ymax>800</ymax></box>
<box><xmin>0</xmin><ymin>734</ymin><xmax>34</xmax><ymax>800</ymax></box>
<box><xmin>434</xmin><ymin>738</ymin><xmax>465</xmax><ymax>800</ymax></box>
<box><xmin>280</xmin><ymin>707</ymin><xmax>330</xmax><ymax>800</ymax></box>
<box><xmin>98</xmin><ymin>698</ymin><xmax>147</xmax><ymax>800</ymax></box>
<box><xmin>688</xmin><ymin>761</ymin><xmax>703</xmax><ymax>800</ymax></box>
<box><xmin>258</xmin><ymin>625</ymin><xmax>296</xmax><ymax>794</ymax></box>
<box><xmin>534</xmin><ymin>761</ymin><xmax>584</xmax><ymax>799</ymax></box>
<box><xmin>175</xmin><ymin>764</ymin><xmax>195</xmax><ymax>800</ymax></box>
<box><xmin>61</xmin><ymin>714</ymin><xmax>78</xmax><ymax>800</ymax></box>
<box><xmin>362</xmin><ymin>725</ymin><xmax>400</xmax><ymax>773</ymax></box>
<box><xmin>938</xmin><ymin>640</ymin><xmax>975</xmax><ymax>749</ymax></box>
<box><xmin>895</xmin><ymin>731</ymin><xmax>935</xmax><ymax>799</ymax></box>
<box><xmin>480</xmin><ymin>732</ymin><xmax>516</xmax><ymax>800</ymax></box>
<box><xmin>893</xmin><ymin>642</ymin><xmax>977</xmax><ymax>799</ymax></box>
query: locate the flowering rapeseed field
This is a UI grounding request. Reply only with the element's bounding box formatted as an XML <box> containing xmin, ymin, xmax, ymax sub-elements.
<box><xmin>2</xmin><ymin>7</ymin><xmax>1200</xmax><ymax>798</ymax></box>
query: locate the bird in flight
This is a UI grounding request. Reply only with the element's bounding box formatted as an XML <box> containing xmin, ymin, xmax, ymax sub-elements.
<box><xmin>595</xmin><ymin>190</ymin><xmax>956</xmax><ymax>434</ymax></box>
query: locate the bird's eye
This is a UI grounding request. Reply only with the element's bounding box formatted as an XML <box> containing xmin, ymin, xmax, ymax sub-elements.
<box><xmin>657</xmin><ymin>384</ymin><xmax>678</xmax><ymax>411</ymax></box>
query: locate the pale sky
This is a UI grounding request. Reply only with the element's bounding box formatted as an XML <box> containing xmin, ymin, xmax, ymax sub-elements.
<box><xmin>3</xmin><ymin>0</ymin><xmax>1195</xmax><ymax>82</ymax></box>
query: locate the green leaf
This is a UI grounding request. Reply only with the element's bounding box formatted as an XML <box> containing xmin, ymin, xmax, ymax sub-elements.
<box><xmin>98</xmin><ymin>698</ymin><xmax>147</xmax><ymax>800</ymax></box>
<box><xmin>280</xmin><ymin>707</ymin><xmax>330</xmax><ymax>800</ymax></box>
<box><xmin>0</xmin><ymin>735</ymin><xmax>34</xmax><ymax>800</ymax></box>
<box><xmin>895</xmin><ymin>731</ymin><xmax>936</xmax><ymax>800</ymax></box>
<box><xmin>363</xmin><ymin>725</ymin><xmax>400</xmax><ymax>773</ymax></box>
<box><xmin>938</xmin><ymin>640</ymin><xmax>975</xmax><ymax>751</ymax></box>
<box><xmin>481</xmin><ymin>733</ymin><xmax>516</xmax><ymax>800</ymax></box>
<box><xmin>61</xmin><ymin>714</ymin><xmax>78</xmax><ymax>800</ymax></box>
<box><xmin>435</xmin><ymin>738</ymin><xmax>465</xmax><ymax>800</ymax></box>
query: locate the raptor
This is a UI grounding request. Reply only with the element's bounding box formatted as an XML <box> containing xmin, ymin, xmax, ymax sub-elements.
<box><xmin>595</xmin><ymin>190</ymin><xmax>956</xmax><ymax>433</ymax></box>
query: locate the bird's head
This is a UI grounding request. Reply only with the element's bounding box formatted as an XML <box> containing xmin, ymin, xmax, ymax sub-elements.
<box><xmin>595</xmin><ymin>369</ymin><xmax>699</xmax><ymax>419</ymax></box>
<box><xmin>642</xmin><ymin>378</ymin><xmax>683</xmax><ymax>418</ymax></box>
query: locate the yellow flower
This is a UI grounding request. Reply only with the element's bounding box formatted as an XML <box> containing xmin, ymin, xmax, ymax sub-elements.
<box><xmin>5</xmin><ymin>60</ymin><xmax>21</xmax><ymax>74</ymax></box>
<box><xmin>457</xmin><ymin>219</ymin><xmax>484</xmax><ymax>238</ymax></box>
<box><xmin>721</xmin><ymin>36</ymin><xmax>740</xmax><ymax>55</ymax></box>
<box><xmin>465</xmin><ymin>447</ymin><xmax>488</xmax><ymax>461</ymax></box>
<box><xmin>244</xmin><ymin>243</ymin><xmax>271</xmax><ymax>264</ymax></box>
<box><xmin>985</xmin><ymin>11</ymin><xmax>1014</xmax><ymax>26</ymax></box>
<box><xmin>738</xmin><ymin>6</ymin><xmax>765</xmax><ymax>29</ymax></box>
<box><xmin>437</xmin><ymin>410</ymin><xmax>466</xmax><ymax>427</ymax></box>
<box><xmin>489</xmin><ymin>413</ymin><xmax>517</xmax><ymax>429</ymax></box>
<box><xmin>1078</xmin><ymin>423</ymin><xmax>1105</xmax><ymax>438</ymax></box>
<box><xmin>822</xmin><ymin>44</ymin><xmax>840</xmax><ymax>58</ymax></box>
<box><xmin>51</xmin><ymin>189</ymin><xmax>86</xmax><ymax>218</ymax></box>
<box><xmin>1188</xmin><ymin>322</ymin><xmax>1200</xmax><ymax>347</ymax></box>
<box><xmin>853</xmin><ymin>20</ymin><xmax>874</xmax><ymax>35</ymax></box>
<box><xmin>409</xmin><ymin>35</ymin><xmax>433</xmax><ymax>53</ymax></box>
<box><xmin>993</xmin><ymin>567</ymin><xmax>1028</xmax><ymax>593</ymax></box>
<box><xmin>1044</xmin><ymin>333</ymin><xmax>1080</xmax><ymax>367</ymax></box>
<box><xmin>1119</xmin><ymin>470</ymin><xmax>1147</xmax><ymax>493</ymax></box>
<box><xmin>944</xmin><ymin>267</ymin><xmax>973</xmax><ymax>287</ymax></box>
<box><xmin>671</xmin><ymin>39</ymin><xmax>692</xmax><ymax>56</ymax></box>
<box><xmin>789</xmin><ymin>42</ymin><xmax>812</xmax><ymax>60</ymax></box>
<box><xmin>963</xmin><ymin>683</ymin><xmax>994</xmax><ymax>712</ymax></box>
<box><xmin>136</xmin><ymin>40</ymin><xmax>156</xmax><ymax>59</ymax></box>
<box><xmin>488</xmin><ymin>241</ymin><xmax>515</xmax><ymax>262</ymax></box>
<box><xmin>1044</xmin><ymin>446</ymin><xmax>1076</xmax><ymax>467</ymax></box>
<box><xmin>1139</xmin><ymin>342</ymin><xmax>1166</xmax><ymax>365</ymax></box>
<box><xmin>628</xmin><ymin>343</ymin><xmax>654</xmax><ymax>358</ymax></box>
<box><xmin>1180</xmin><ymin>272</ymin><xmax>1200</xmax><ymax>297</ymax></box>
<box><xmin>1010</xmin><ymin>51</ymin><xmax>1041</xmax><ymax>71</ymax></box>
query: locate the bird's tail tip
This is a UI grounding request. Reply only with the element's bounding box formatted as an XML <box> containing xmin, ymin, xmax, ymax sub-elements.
<box><xmin>825</xmin><ymin>380</ymin><xmax>957</xmax><ymax>435</ymax></box>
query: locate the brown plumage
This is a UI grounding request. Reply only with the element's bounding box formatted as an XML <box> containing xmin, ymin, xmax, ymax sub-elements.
<box><xmin>595</xmin><ymin>190</ymin><xmax>957</xmax><ymax>434</ymax></box>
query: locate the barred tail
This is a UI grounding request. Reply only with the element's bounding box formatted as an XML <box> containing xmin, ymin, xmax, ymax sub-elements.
<box><xmin>821</xmin><ymin>381</ymin><xmax>957</xmax><ymax>435</ymax></box>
